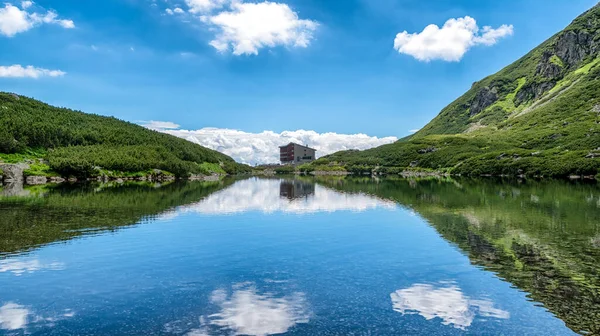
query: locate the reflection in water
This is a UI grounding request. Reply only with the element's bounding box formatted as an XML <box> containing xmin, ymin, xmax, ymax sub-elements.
<box><xmin>0</xmin><ymin>258</ymin><xmax>65</xmax><ymax>276</ymax></box>
<box><xmin>390</xmin><ymin>283</ymin><xmax>509</xmax><ymax>330</ymax></box>
<box><xmin>320</xmin><ymin>177</ymin><xmax>600</xmax><ymax>334</ymax></box>
<box><xmin>182</xmin><ymin>283</ymin><xmax>310</xmax><ymax>336</ymax></box>
<box><xmin>0</xmin><ymin>302</ymin><xmax>75</xmax><ymax>331</ymax></box>
<box><xmin>0</xmin><ymin>303</ymin><xmax>28</xmax><ymax>330</ymax></box>
<box><xmin>279</xmin><ymin>180</ymin><xmax>315</xmax><ymax>200</ymax></box>
<box><xmin>173</xmin><ymin>178</ymin><xmax>396</xmax><ymax>215</ymax></box>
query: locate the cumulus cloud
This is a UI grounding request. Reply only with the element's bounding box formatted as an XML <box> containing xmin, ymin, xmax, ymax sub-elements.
<box><xmin>390</xmin><ymin>283</ymin><xmax>509</xmax><ymax>330</ymax></box>
<box><xmin>393</xmin><ymin>16</ymin><xmax>513</xmax><ymax>62</ymax></box>
<box><xmin>0</xmin><ymin>64</ymin><xmax>66</xmax><ymax>78</ymax></box>
<box><xmin>141</xmin><ymin>123</ymin><xmax>396</xmax><ymax>165</ymax></box>
<box><xmin>0</xmin><ymin>2</ymin><xmax>75</xmax><ymax>37</ymax></box>
<box><xmin>207</xmin><ymin>2</ymin><xmax>318</xmax><ymax>55</ymax></box>
<box><xmin>172</xmin><ymin>0</ymin><xmax>318</xmax><ymax>55</ymax></box>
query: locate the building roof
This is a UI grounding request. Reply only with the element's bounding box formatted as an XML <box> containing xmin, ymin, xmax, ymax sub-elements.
<box><xmin>278</xmin><ymin>142</ymin><xmax>317</xmax><ymax>151</ymax></box>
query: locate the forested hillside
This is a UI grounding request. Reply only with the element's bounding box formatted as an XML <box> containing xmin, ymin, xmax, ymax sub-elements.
<box><xmin>316</xmin><ymin>4</ymin><xmax>600</xmax><ymax>177</ymax></box>
<box><xmin>0</xmin><ymin>93</ymin><xmax>249</xmax><ymax>177</ymax></box>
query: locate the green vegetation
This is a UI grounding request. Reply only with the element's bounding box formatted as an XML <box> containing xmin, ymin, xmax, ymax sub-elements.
<box><xmin>315</xmin><ymin>5</ymin><xmax>600</xmax><ymax>177</ymax></box>
<box><xmin>23</xmin><ymin>162</ymin><xmax>60</xmax><ymax>177</ymax></box>
<box><xmin>0</xmin><ymin>93</ymin><xmax>250</xmax><ymax>177</ymax></box>
<box><xmin>0</xmin><ymin>179</ymin><xmax>236</xmax><ymax>255</ymax></box>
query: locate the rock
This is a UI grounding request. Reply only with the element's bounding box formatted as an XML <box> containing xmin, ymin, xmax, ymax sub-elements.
<box><xmin>470</xmin><ymin>86</ymin><xmax>499</xmax><ymax>116</ymax></box>
<box><xmin>585</xmin><ymin>152</ymin><xmax>600</xmax><ymax>158</ymax></box>
<box><xmin>555</xmin><ymin>30</ymin><xmax>593</xmax><ymax>67</ymax></box>
<box><xmin>592</xmin><ymin>104</ymin><xmax>600</xmax><ymax>113</ymax></box>
<box><xmin>417</xmin><ymin>147</ymin><xmax>438</xmax><ymax>154</ymax></box>
<box><xmin>409</xmin><ymin>161</ymin><xmax>419</xmax><ymax>167</ymax></box>
<box><xmin>25</xmin><ymin>176</ymin><xmax>47</xmax><ymax>185</ymax></box>
<box><xmin>9</xmin><ymin>93</ymin><xmax>19</xmax><ymax>100</ymax></box>
<box><xmin>115</xmin><ymin>178</ymin><xmax>124</xmax><ymax>184</ymax></box>
<box><xmin>68</xmin><ymin>177</ymin><xmax>77</xmax><ymax>183</ymax></box>
<box><xmin>0</xmin><ymin>163</ymin><xmax>29</xmax><ymax>183</ymax></box>
<box><xmin>515</xmin><ymin>80</ymin><xmax>556</xmax><ymax>105</ymax></box>
<box><xmin>497</xmin><ymin>153</ymin><xmax>507</xmax><ymax>160</ymax></box>
<box><xmin>536</xmin><ymin>51</ymin><xmax>563</xmax><ymax>78</ymax></box>
<box><xmin>531</xmin><ymin>151</ymin><xmax>541</xmax><ymax>156</ymax></box>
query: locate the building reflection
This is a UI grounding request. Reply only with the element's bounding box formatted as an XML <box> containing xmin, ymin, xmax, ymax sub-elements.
<box><xmin>279</xmin><ymin>179</ymin><xmax>315</xmax><ymax>200</ymax></box>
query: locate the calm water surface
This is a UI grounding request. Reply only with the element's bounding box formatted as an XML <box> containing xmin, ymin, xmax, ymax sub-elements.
<box><xmin>0</xmin><ymin>177</ymin><xmax>599</xmax><ymax>335</ymax></box>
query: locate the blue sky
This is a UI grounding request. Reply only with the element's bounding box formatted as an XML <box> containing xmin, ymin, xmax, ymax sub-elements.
<box><xmin>0</xmin><ymin>0</ymin><xmax>597</xmax><ymax>163</ymax></box>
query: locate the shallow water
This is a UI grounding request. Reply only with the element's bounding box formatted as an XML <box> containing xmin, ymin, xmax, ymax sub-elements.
<box><xmin>0</xmin><ymin>177</ymin><xmax>599</xmax><ymax>335</ymax></box>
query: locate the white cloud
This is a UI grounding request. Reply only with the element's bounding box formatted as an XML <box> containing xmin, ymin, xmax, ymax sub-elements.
<box><xmin>164</xmin><ymin>178</ymin><xmax>396</xmax><ymax>216</ymax></box>
<box><xmin>393</xmin><ymin>16</ymin><xmax>513</xmax><ymax>62</ymax></box>
<box><xmin>0</xmin><ymin>64</ymin><xmax>66</xmax><ymax>78</ymax></box>
<box><xmin>140</xmin><ymin>120</ymin><xmax>181</xmax><ymax>130</ymax></box>
<box><xmin>409</xmin><ymin>129</ymin><xmax>420</xmax><ymax>134</ymax></box>
<box><xmin>166</xmin><ymin>7</ymin><xmax>185</xmax><ymax>15</ymax></box>
<box><xmin>207</xmin><ymin>2</ymin><xmax>318</xmax><ymax>55</ymax></box>
<box><xmin>390</xmin><ymin>283</ymin><xmax>509</xmax><ymax>330</ymax></box>
<box><xmin>0</xmin><ymin>258</ymin><xmax>65</xmax><ymax>276</ymax></box>
<box><xmin>142</xmin><ymin>123</ymin><xmax>396</xmax><ymax>165</ymax></box>
<box><xmin>21</xmin><ymin>1</ymin><xmax>33</xmax><ymax>9</ymax></box>
<box><xmin>185</xmin><ymin>0</ymin><xmax>228</xmax><ymax>14</ymax></box>
<box><xmin>0</xmin><ymin>2</ymin><xmax>75</xmax><ymax>37</ymax></box>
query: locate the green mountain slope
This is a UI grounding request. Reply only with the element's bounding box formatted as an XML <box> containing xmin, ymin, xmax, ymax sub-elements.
<box><xmin>319</xmin><ymin>4</ymin><xmax>600</xmax><ymax>177</ymax></box>
<box><xmin>0</xmin><ymin>93</ymin><xmax>250</xmax><ymax>177</ymax></box>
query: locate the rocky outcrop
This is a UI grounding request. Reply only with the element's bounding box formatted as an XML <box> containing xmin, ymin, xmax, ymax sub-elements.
<box><xmin>555</xmin><ymin>30</ymin><xmax>595</xmax><ymax>67</ymax></box>
<box><xmin>515</xmin><ymin>80</ymin><xmax>556</xmax><ymax>105</ymax></box>
<box><xmin>536</xmin><ymin>51</ymin><xmax>563</xmax><ymax>78</ymax></box>
<box><xmin>470</xmin><ymin>86</ymin><xmax>499</xmax><ymax>116</ymax></box>
<box><xmin>0</xmin><ymin>163</ymin><xmax>29</xmax><ymax>183</ymax></box>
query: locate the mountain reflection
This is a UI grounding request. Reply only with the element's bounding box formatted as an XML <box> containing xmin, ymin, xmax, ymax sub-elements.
<box><xmin>319</xmin><ymin>177</ymin><xmax>600</xmax><ymax>335</ymax></box>
<box><xmin>171</xmin><ymin>178</ymin><xmax>396</xmax><ymax>215</ymax></box>
<box><xmin>391</xmin><ymin>283</ymin><xmax>509</xmax><ymax>330</ymax></box>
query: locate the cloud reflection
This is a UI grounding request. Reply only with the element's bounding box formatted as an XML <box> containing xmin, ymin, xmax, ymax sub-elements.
<box><xmin>170</xmin><ymin>178</ymin><xmax>396</xmax><ymax>216</ymax></box>
<box><xmin>0</xmin><ymin>302</ymin><xmax>75</xmax><ymax>331</ymax></box>
<box><xmin>185</xmin><ymin>283</ymin><xmax>310</xmax><ymax>336</ymax></box>
<box><xmin>390</xmin><ymin>283</ymin><xmax>509</xmax><ymax>330</ymax></box>
<box><xmin>0</xmin><ymin>303</ymin><xmax>28</xmax><ymax>330</ymax></box>
<box><xmin>0</xmin><ymin>258</ymin><xmax>65</xmax><ymax>276</ymax></box>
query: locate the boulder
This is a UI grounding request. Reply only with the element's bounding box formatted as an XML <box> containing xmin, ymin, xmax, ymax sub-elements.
<box><xmin>0</xmin><ymin>163</ymin><xmax>29</xmax><ymax>183</ymax></box>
